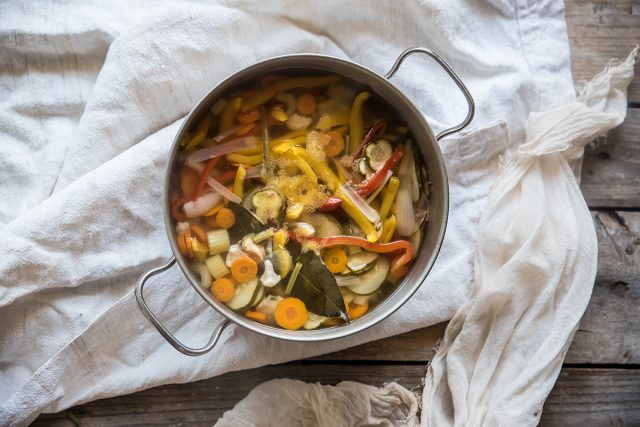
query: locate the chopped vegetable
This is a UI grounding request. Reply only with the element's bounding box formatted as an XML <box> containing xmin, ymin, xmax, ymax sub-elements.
<box><xmin>242</xmin><ymin>75</ymin><xmax>340</xmax><ymax>112</ymax></box>
<box><xmin>286</xmin><ymin>113</ymin><xmax>313</xmax><ymax>131</ymax></box>
<box><xmin>380</xmin><ymin>215</ymin><xmax>397</xmax><ymax>244</ymax></box>
<box><xmin>211</xmin><ymin>277</ymin><xmax>235</xmax><ymax>302</ymax></box>
<box><xmin>323</xmin><ymin>131</ymin><xmax>345</xmax><ymax>157</ymax></box>
<box><xmin>271</xmin><ymin>248</ymin><xmax>293</xmax><ymax>277</ymax></box>
<box><xmin>226</xmin><ymin>278</ymin><xmax>260</xmax><ymax>311</ymax></box>
<box><xmin>339</xmin><ymin>257</ymin><xmax>389</xmax><ymax>295</ymax></box>
<box><xmin>316</xmin><ymin>111</ymin><xmax>350</xmax><ymax>130</ymax></box>
<box><xmin>303</xmin><ymin>312</ymin><xmax>329</xmax><ymax>330</ymax></box>
<box><xmin>353</xmin><ymin>120</ymin><xmax>387</xmax><ymax>159</ymax></box>
<box><xmin>183</xmin><ymin>192</ymin><xmax>223</xmax><ymax>218</ymax></box>
<box><xmin>275</xmin><ymin>92</ymin><xmax>296</xmax><ymax>115</ymax></box>
<box><xmin>186</xmin><ymin>136</ymin><xmax>258</xmax><ymax>164</ymax></box>
<box><xmin>236</xmin><ymin>109</ymin><xmax>260</xmax><ymax>125</ymax></box>
<box><xmin>216</xmin><ymin>208</ymin><xmax>236</xmax><ymax>229</ymax></box>
<box><xmin>191</xmin><ymin>225</ymin><xmax>207</xmax><ymax>243</ymax></box>
<box><xmin>207</xmin><ymin>229</ymin><xmax>231</xmax><ymax>255</ymax></box>
<box><xmin>195</xmin><ymin>263</ymin><xmax>212</xmax><ymax>289</ymax></box>
<box><xmin>274</xmin><ymin>297</ymin><xmax>309</xmax><ymax>330</ymax></box>
<box><xmin>180</xmin><ymin>169</ymin><xmax>199</xmax><ymax>197</ymax></box>
<box><xmin>379</xmin><ymin>177</ymin><xmax>400</xmax><ymax>220</ymax></box>
<box><xmin>245</xmin><ymin>309</ymin><xmax>268</xmax><ymax>323</ymax></box>
<box><xmin>395</xmin><ymin>143</ymin><xmax>416</xmax><ymax>236</ymax></box>
<box><xmin>231</xmin><ymin>256</ymin><xmax>258</xmax><ymax>283</ymax></box>
<box><xmin>225</xmin><ymin>243</ymin><xmax>249</xmax><ymax>268</ymax></box>
<box><xmin>349</xmin><ymin>91</ymin><xmax>371</xmax><ymax>155</ymax></box>
<box><xmin>355</xmin><ymin>147</ymin><xmax>404</xmax><ymax>197</ymax></box>
<box><xmin>220</xmin><ymin>97</ymin><xmax>242</xmax><ymax>133</ymax></box>
<box><xmin>347</xmin><ymin>301</ymin><xmax>369</xmax><ymax>320</ymax></box>
<box><xmin>284</xmin><ymin>261</ymin><xmax>303</xmax><ymax>295</ymax></box>
<box><xmin>346</xmin><ymin>251</ymin><xmax>378</xmax><ymax>275</ymax></box>
<box><xmin>324</xmin><ymin>247</ymin><xmax>347</xmax><ymax>273</ymax></box>
<box><xmin>191</xmin><ymin>238</ymin><xmax>209</xmax><ymax>262</ymax></box>
<box><xmin>252</xmin><ymin>188</ymin><xmax>283</xmax><ymax>222</ymax></box>
<box><xmin>365</xmin><ymin>139</ymin><xmax>393</xmax><ymax>170</ymax></box>
<box><xmin>187</xmin><ymin>160</ymin><xmax>242</xmax><ymax>204</ymax></box>
<box><xmin>296</xmin><ymin>93</ymin><xmax>317</xmax><ymax>115</ymax></box>
<box><xmin>260</xmin><ymin>259</ymin><xmax>281</xmax><ymax>287</ymax></box>
<box><xmin>205</xmin><ymin>254</ymin><xmax>230</xmax><ymax>279</ymax></box>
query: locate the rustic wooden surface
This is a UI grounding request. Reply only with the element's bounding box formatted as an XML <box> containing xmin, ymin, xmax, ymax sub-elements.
<box><xmin>34</xmin><ymin>1</ymin><xmax>640</xmax><ymax>426</ymax></box>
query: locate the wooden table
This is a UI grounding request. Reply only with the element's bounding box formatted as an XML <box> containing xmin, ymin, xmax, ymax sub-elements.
<box><xmin>34</xmin><ymin>2</ymin><xmax>640</xmax><ymax>425</ymax></box>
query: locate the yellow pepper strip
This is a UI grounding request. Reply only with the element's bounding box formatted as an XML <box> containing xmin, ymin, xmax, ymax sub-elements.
<box><xmin>349</xmin><ymin>91</ymin><xmax>371</xmax><ymax>154</ymax></box>
<box><xmin>333</xmin><ymin>125</ymin><xmax>348</xmax><ymax>135</ymax></box>
<box><xmin>233</xmin><ymin>165</ymin><xmax>246</xmax><ymax>198</ymax></box>
<box><xmin>380</xmin><ymin>215</ymin><xmax>397</xmax><ymax>243</ymax></box>
<box><xmin>272</xmin><ymin>136</ymin><xmax>307</xmax><ymax>154</ymax></box>
<box><xmin>184</xmin><ymin>113</ymin><xmax>215</xmax><ymax>150</ymax></box>
<box><xmin>379</xmin><ymin>176</ymin><xmax>400</xmax><ymax>220</ymax></box>
<box><xmin>226</xmin><ymin>152</ymin><xmax>263</xmax><ymax>166</ymax></box>
<box><xmin>331</xmin><ymin>158</ymin><xmax>349</xmax><ymax>184</ymax></box>
<box><xmin>336</xmin><ymin>187</ymin><xmax>378</xmax><ymax>242</ymax></box>
<box><xmin>220</xmin><ymin>97</ymin><xmax>242</xmax><ymax>133</ymax></box>
<box><xmin>204</xmin><ymin>202</ymin><xmax>225</xmax><ymax>217</ymax></box>
<box><xmin>290</xmin><ymin>147</ymin><xmax>340</xmax><ymax>191</ymax></box>
<box><xmin>235</xmin><ymin>137</ymin><xmax>265</xmax><ymax>155</ymax></box>
<box><xmin>316</xmin><ymin>111</ymin><xmax>350</xmax><ymax>130</ymax></box>
<box><xmin>271</xmin><ymin>130</ymin><xmax>308</xmax><ymax>146</ymax></box>
<box><xmin>283</xmin><ymin>150</ymin><xmax>317</xmax><ymax>181</ymax></box>
<box><xmin>242</xmin><ymin>75</ymin><xmax>341</xmax><ymax>112</ymax></box>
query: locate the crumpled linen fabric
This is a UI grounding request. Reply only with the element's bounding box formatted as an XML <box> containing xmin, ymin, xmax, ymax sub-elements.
<box><xmin>0</xmin><ymin>1</ymin><xmax>575</xmax><ymax>425</ymax></box>
<box><xmin>216</xmin><ymin>379</ymin><xmax>419</xmax><ymax>427</ymax></box>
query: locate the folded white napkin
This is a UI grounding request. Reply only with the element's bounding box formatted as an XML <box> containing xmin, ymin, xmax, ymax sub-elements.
<box><xmin>0</xmin><ymin>1</ymin><xmax>575</xmax><ymax>425</ymax></box>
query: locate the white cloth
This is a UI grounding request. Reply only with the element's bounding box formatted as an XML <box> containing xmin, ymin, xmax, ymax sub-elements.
<box><xmin>216</xmin><ymin>379</ymin><xmax>419</xmax><ymax>427</ymax></box>
<box><xmin>0</xmin><ymin>1</ymin><xmax>575</xmax><ymax>425</ymax></box>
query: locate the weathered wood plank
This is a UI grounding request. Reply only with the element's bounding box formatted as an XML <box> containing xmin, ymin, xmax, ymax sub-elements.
<box><xmin>564</xmin><ymin>0</ymin><xmax>640</xmax><ymax>103</ymax></box>
<box><xmin>32</xmin><ymin>365</ymin><xmax>640</xmax><ymax>426</ymax></box>
<box><xmin>581</xmin><ymin>108</ymin><xmax>640</xmax><ymax>208</ymax></box>
<box><xmin>320</xmin><ymin>210</ymin><xmax>640</xmax><ymax>364</ymax></box>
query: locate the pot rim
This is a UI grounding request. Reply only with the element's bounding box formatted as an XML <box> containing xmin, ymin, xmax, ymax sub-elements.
<box><xmin>163</xmin><ymin>52</ymin><xmax>449</xmax><ymax>342</ymax></box>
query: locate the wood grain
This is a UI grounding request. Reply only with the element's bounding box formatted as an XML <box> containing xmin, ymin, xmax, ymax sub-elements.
<box><xmin>564</xmin><ymin>0</ymin><xmax>640</xmax><ymax>103</ymax></box>
<box><xmin>33</xmin><ymin>365</ymin><xmax>640</xmax><ymax>427</ymax></box>
<box><xmin>581</xmin><ymin>108</ymin><xmax>640</xmax><ymax>208</ymax></box>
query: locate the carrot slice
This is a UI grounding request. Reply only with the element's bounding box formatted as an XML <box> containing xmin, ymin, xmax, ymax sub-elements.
<box><xmin>274</xmin><ymin>297</ymin><xmax>308</xmax><ymax>330</ymax></box>
<box><xmin>347</xmin><ymin>301</ymin><xmax>369</xmax><ymax>320</ymax></box>
<box><xmin>234</xmin><ymin>122</ymin><xmax>257</xmax><ymax>137</ymax></box>
<box><xmin>191</xmin><ymin>225</ymin><xmax>207</xmax><ymax>243</ymax></box>
<box><xmin>204</xmin><ymin>202</ymin><xmax>225</xmax><ymax>217</ymax></box>
<box><xmin>245</xmin><ymin>309</ymin><xmax>268</xmax><ymax>324</ymax></box>
<box><xmin>236</xmin><ymin>109</ymin><xmax>260</xmax><ymax>125</ymax></box>
<box><xmin>230</xmin><ymin>257</ymin><xmax>258</xmax><ymax>283</ymax></box>
<box><xmin>185</xmin><ymin>229</ymin><xmax>194</xmax><ymax>257</ymax></box>
<box><xmin>180</xmin><ymin>168</ymin><xmax>199</xmax><ymax>198</ymax></box>
<box><xmin>211</xmin><ymin>277</ymin><xmax>235</xmax><ymax>302</ymax></box>
<box><xmin>296</xmin><ymin>94</ymin><xmax>317</xmax><ymax>115</ymax></box>
<box><xmin>176</xmin><ymin>233</ymin><xmax>188</xmax><ymax>255</ymax></box>
<box><xmin>323</xmin><ymin>131</ymin><xmax>345</xmax><ymax>157</ymax></box>
<box><xmin>216</xmin><ymin>208</ymin><xmax>236</xmax><ymax>229</ymax></box>
<box><xmin>324</xmin><ymin>247</ymin><xmax>347</xmax><ymax>273</ymax></box>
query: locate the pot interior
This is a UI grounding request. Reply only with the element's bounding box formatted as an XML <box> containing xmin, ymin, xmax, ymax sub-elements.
<box><xmin>164</xmin><ymin>54</ymin><xmax>449</xmax><ymax>342</ymax></box>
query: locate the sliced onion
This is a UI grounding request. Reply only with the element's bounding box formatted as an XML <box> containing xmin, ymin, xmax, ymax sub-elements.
<box><xmin>186</xmin><ymin>161</ymin><xmax>242</xmax><ymax>203</ymax></box>
<box><xmin>211</xmin><ymin>124</ymin><xmax>245</xmax><ymax>144</ymax></box>
<box><xmin>366</xmin><ymin>170</ymin><xmax>392</xmax><ymax>203</ymax></box>
<box><xmin>183</xmin><ymin>192</ymin><xmax>223</xmax><ymax>218</ymax></box>
<box><xmin>186</xmin><ymin>136</ymin><xmax>258</xmax><ymax>163</ymax></box>
<box><xmin>340</xmin><ymin>184</ymin><xmax>380</xmax><ymax>224</ymax></box>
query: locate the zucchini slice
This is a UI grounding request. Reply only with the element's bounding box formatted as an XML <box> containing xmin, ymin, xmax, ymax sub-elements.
<box><xmin>346</xmin><ymin>256</ymin><xmax>390</xmax><ymax>295</ymax></box>
<box><xmin>299</xmin><ymin>212</ymin><xmax>342</xmax><ymax>238</ymax></box>
<box><xmin>226</xmin><ymin>278</ymin><xmax>260</xmax><ymax>311</ymax></box>
<box><xmin>346</xmin><ymin>251</ymin><xmax>378</xmax><ymax>275</ymax></box>
<box><xmin>365</xmin><ymin>139</ymin><xmax>393</xmax><ymax>170</ymax></box>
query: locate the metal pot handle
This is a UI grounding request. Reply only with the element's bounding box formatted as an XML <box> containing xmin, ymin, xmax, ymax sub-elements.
<box><xmin>385</xmin><ymin>47</ymin><xmax>475</xmax><ymax>141</ymax></box>
<box><xmin>135</xmin><ymin>256</ymin><xmax>232</xmax><ymax>356</ymax></box>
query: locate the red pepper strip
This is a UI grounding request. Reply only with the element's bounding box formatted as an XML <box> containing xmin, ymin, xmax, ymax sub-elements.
<box><xmin>355</xmin><ymin>147</ymin><xmax>404</xmax><ymax>197</ymax></box>
<box><xmin>352</xmin><ymin>120</ymin><xmax>387</xmax><ymax>160</ymax></box>
<box><xmin>192</xmin><ymin>157</ymin><xmax>221</xmax><ymax>201</ymax></box>
<box><xmin>213</xmin><ymin>169</ymin><xmax>238</xmax><ymax>185</ymax></box>
<box><xmin>171</xmin><ymin>195</ymin><xmax>190</xmax><ymax>221</ymax></box>
<box><xmin>318</xmin><ymin>196</ymin><xmax>342</xmax><ymax>212</ymax></box>
<box><xmin>292</xmin><ymin>234</ymin><xmax>414</xmax><ymax>278</ymax></box>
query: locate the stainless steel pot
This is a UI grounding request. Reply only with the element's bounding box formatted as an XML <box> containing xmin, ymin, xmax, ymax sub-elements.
<box><xmin>135</xmin><ymin>48</ymin><xmax>474</xmax><ymax>356</ymax></box>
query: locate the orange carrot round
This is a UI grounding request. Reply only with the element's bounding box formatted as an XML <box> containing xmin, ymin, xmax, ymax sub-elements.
<box><xmin>324</xmin><ymin>247</ymin><xmax>347</xmax><ymax>273</ymax></box>
<box><xmin>274</xmin><ymin>297</ymin><xmax>308</xmax><ymax>330</ymax></box>
<box><xmin>230</xmin><ymin>257</ymin><xmax>258</xmax><ymax>283</ymax></box>
<box><xmin>211</xmin><ymin>278</ymin><xmax>235</xmax><ymax>302</ymax></box>
<box><xmin>347</xmin><ymin>301</ymin><xmax>369</xmax><ymax>320</ymax></box>
<box><xmin>245</xmin><ymin>309</ymin><xmax>268</xmax><ymax>324</ymax></box>
<box><xmin>323</xmin><ymin>131</ymin><xmax>345</xmax><ymax>157</ymax></box>
<box><xmin>176</xmin><ymin>233</ymin><xmax>188</xmax><ymax>255</ymax></box>
<box><xmin>190</xmin><ymin>225</ymin><xmax>207</xmax><ymax>243</ymax></box>
<box><xmin>216</xmin><ymin>208</ymin><xmax>236</xmax><ymax>229</ymax></box>
<box><xmin>296</xmin><ymin>94</ymin><xmax>317</xmax><ymax>115</ymax></box>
